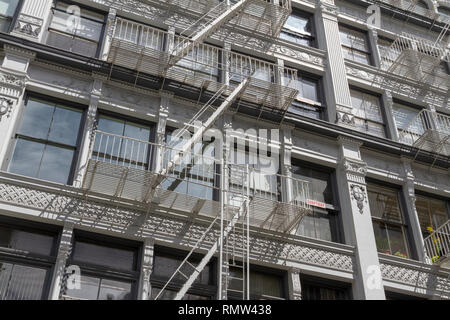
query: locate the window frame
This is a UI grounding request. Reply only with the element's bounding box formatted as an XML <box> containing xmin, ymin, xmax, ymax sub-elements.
<box><xmin>0</xmin><ymin>216</ymin><xmax>60</xmax><ymax>300</ymax></box>
<box><xmin>0</xmin><ymin>0</ymin><xmax>23</xmax><ymax>33</ymax></box>
<box><xmin>291</xmin><ymin>158</ymin><xmax>344</xmax><ymax>244</ymax></box>
<box><xmin>150</xmin><ymin>245</ymin><xmax>217</xmax><ymax>300</ymax></box>
<box><xmin>8</xmin><ymin>92</ymin><xmax>87</xmax><ymax>185</ymax></box>
<box><xmin>339</xmin><ymin>24</ymin><xmax>373</xmax><ymax>66</ymax></box>
<box><xmin>300</xmin><ymin>274</ymin><xmax>353</xmax><ymax>300</ymax></box>
<box><xmin>280</xmin><ymin>9</ymin><xmax>316</xmax><ymax>47</ymax></box>
<box><xmin>349</xmin><ymin>86</ymin><xmax>387</xmax><ymax>138</ymax></box>
<box><xmin>46</xmin><ymin>0</ymin><xmax>107</xmax><ymax>58</ymax></box>
<box><xmin>414</xmin><ymin>191</ymin><xmax>450</xmax><ymax>236</ymax></box>
<box><xmin>93</xmin><ymin>110</ymin><xmax>157</xmax><ymax>171</ymax></box>
<box><xmin>64</xmin><ymin>230</ymin><xmax>142</xmax><ymax>300</ymax></box>
<box><xmin>367</xmin><ymin>180</ymin><xmax>411</xmax><ymax>259</ymax></box>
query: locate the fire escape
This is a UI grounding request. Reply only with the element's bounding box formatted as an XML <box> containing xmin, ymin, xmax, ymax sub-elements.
<box><xmin>81</xmin><ymin>0</ymin><xmax>312</xmax><ymax>300</ymax></box>
<box><xmin>376</xmin><ymin>1</ymin><xmax>450</xmax><ymax>166</ymax></box>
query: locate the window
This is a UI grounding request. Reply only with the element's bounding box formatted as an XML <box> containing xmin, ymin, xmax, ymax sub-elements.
<box><xmin>292</xmin><ymin>160</ymin><xmax>341</xmax><ymax>243</ymax></box>
<box><xmin>285</xmin><ymin>71</ymin><xmax>323</xmax><ymax>119</ymax></box>
<box><xmin>92</xmin><ymin>113</ymin><xmax>153</xmax><ymax>170</ymax></box>
<box><xmin>368</xmin><ymin>183</ymin><xmax>410</xmax><ymax>259</ymax></box>
<box><xmin>415</xmin><ymin>194</ymin><xmax>449</xmax><ymax>236</ymax></box>
<box><xmin>0</xmin><ymin>0</ymin><xmax>21</xmax><ymax>33</ymax></box>
<box><xmin>438</xmin><ymin>6</ymin><xmax>450</xmax><ymax>17</ymax></box>
<box><xmin>339</xmin><ymin>25</ymin><xmax>372</xmax><ymax>65</ymax></box>
<box><xmin>151</xmin><ymin>247</ymin><xmax>215</xmax><ymax>300</ymax></box>
<box><xmin>392</xmin><ymin>101</ymin><xmax>424</xmax><ymax>140</ymax></box>
<box><xmin>161</xmin><ymin>130</ymin><xmax>219</xmax><ymax>201</ymax></box>
<box><xmin>46</xmin><ymin>1</ymin><xmax>105</xmax><ymax>57</ymax></box>
<box><xmin>64</xmin><ymin>232</ymin><xmax>140</xmax><ymax>300</ymax></box>
<box><xmin>0</xmin><ymin>218</ymin><xmax>59</xmax><ymax>300</ymax></box>
<box><xmin>385</xmin><ymin>291</ymin><xmax>427</xmax><ymax>300</ymax></box>
<box><xmin>228</xmin><ymin>266</ymin><xmax>286</xmax><ymax>300</ymax></box>
<box><xmin>280</xmin><ymin>10</ymin><xmax>315</xmax><ymax>47</ymax></box>
<box><xmin>301</xmin><ymin>275</ymin><xmax>352</xmax><ymax>300</ymax></box>
<box><xmin>173</xmin><ymin>39</ymin><xmax>220</xmax><ymax>82</ymax></box>
<box><xmin>350</xmin><ymin>88</ymin><xmax>386</xmax><ymax>137</ymax></box>
<box><xmin>230</xmin><ymin>52</ymin><xmax>274</xmax><ymax>84</ymax></box>
<box><xmin>8</xmin><ymin>95</ymin><xmax>84</xmax><ymax>185</ymax></box>
<box><xmin>377</xmin><ymin>37</ymin><xmax>402</xmax><ymax>69</ymax></box>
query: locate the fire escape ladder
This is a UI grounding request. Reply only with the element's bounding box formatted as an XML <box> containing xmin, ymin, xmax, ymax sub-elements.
<box><xmin>168</xmin><ymin>0</ymin><xmax>249</xmax><ymax>67</ymax></box>
<box><xmin>154</xmin><ymin>198</ymin><xmax>249</xmax><ymax>300</ymax></box>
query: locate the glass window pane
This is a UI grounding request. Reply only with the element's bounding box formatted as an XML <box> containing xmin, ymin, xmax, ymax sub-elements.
<box><xmin>72</xmin><ymin>241</ymin><xmax>136</xmax><ymax>271</ymax></box>
<box><xmin>153</xmin><ymin>254</ymin><xmax>210</xmax><ymax>285</ymax></box>
<box><xmin>8</xmin><ymin>138</ymin><xmax>45</xmax><ymax>179</ymax></box>
<box><xmin>0</xmin><ymin>0</ymin><xmax>20</xmax><ymax>17</ymax></box>
<box><xmin>373</xmin><ymin>221</ymin><xmax>390</xmax><ymax>254</ymax></box>
<box><xmin>38</xmin><ymin>144</ymin><xmax>75</xmax><ymax>184</ymax></box>
<box><xmin>98</xmin><ymin>279</ymin><xmax>132</xmax><ymax>300</ymax></box>
<box><xmin>48</xmin><ymin>105</ymin><xmax>83</xmax><ymax>146</ymax></box>
<box><xmin>284</xmin><ymin>13</ymin><xmax>310</xmax><ymax>33</ymax></box>
<box><xmin>65</xmin><ymin>275</ymin><xmax>100</xmax><ymax>300</ymax></box>
<box><xmin>0</xmin><ymin>226</ymin><xmax>55</xmax><ymax>256</ymax></box>
<box><xmin>0</xmin><ymin>262</ymin><xmax>48</xmax><ymax>300</ymax></box>
<box><xmin>388</xmin><ymin>225</ymin><xmax>408</xmax><ymax>258</ymax></box>
<box><xmin>19</xmin><ymin>99</ymin><xmax>55</xmax><ymax>141</ymax></box>
<box><xmin>368</xmin><ymin>185</ymin><xmax>402</xmax><ymax>222</ymax></box>
<box><xmin>393</xmin><ymin>103</ymin><xmax>422</xmax><ymax>132</ymax></box>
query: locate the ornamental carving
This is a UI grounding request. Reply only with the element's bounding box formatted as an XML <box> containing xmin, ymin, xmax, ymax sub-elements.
<box><xmin>0</xmin><ymin>181</ymin><xmax>355</xmax><ymax>273</ymax></box>
<box><xmin>13</xmin><ymin>14</ymin><xmax>43</xmax><ymax>38</ymax></box>
<box><xmin>350</xmin><ymin>184</ymin><xmax>367</xmax><ymax>214</ymax></box>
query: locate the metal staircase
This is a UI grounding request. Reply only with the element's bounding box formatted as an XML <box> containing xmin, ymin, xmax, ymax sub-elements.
<box><xmin>80</xmin><ymin>0</ymin><xmax>314</xmax><ymax>301</ymax></box>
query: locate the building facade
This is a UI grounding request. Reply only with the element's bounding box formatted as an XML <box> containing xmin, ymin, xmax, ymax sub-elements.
<box><xmin>0</xmin><ymin>0</ymin><xmax>449</xmax><ymax>300</ymax></box>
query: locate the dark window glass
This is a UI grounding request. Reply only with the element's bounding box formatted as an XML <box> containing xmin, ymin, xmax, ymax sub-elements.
<box><xmin>292</xmin><ymin>162</ymin><xmax>340</xmax><ymax>243</ymax></box>
<box><xmin>0</xmin><ymin>0</ymin><xmax>20</xmax><ymax>32</ymax></box>
<box><xmin>65</xmin><ymin>275</ymin><xmax>132</xmax><ymax>300</ymax></box>
<box><xmin>368</xmin><ymin>183</ymin><xmax>410</xmax><ymax>258</ymax></box>
<box><xmin>72</xmin><ymin>241</ymin><xmax>137</xmax><ymax>271</ymax></box>
<box><xmin>8</xmin><ymin>97</ymin><xmax>83</xmax><ymax>184</ymax></box>
<box><xmin>301</xmin><ymin>277</ymin><xmax>352</xmax><ymax>300</ymax></box>
<box><xmin>0</xmin><ymin>262</ymin><xmax>49</xmax><ymax>300</ymax></box>
<box><xmin>151</xmin><ymin>288</ymin><xmax>210</xmax><ymax>300</ymax></box>
<box><xmin>0</xmin><ymin>225</ymin><xmax>55</xmax><ymax>256</ymax></box>
<box><xmin>63</xmin><ymin>234</ymin><xmax>139</xmax><ymax>301</ymax></box>
<box><xmin>152</xmin><ymin>252</ymin><xmax>211</xmax><ymax>286</ymax></box>
<box><xmin>350</xmin><ymin>89</ymin><xmax>386</xmax><ymax>137</ymax></box>
<box><xmin>438</xmin><ymin>6</ymin><xmax>450</xmax><ymax>17</ymax></box>
<box><xmin>228</xmin><ymin>267</ymin><xmax>285</xmax><ymax>300</ymax></box>
<box><xmin>46</xmin><ymin>1</ymin><xmax>105</xmax><ymax>57</ymax></box>
<box><xmin>280</xmin><ymin>11</ymin><xmax>315</xmax><ymax>47</ymax></box>
<box><xmin>339</xmin><ymin>25</ymin><xmax>372</xmax><ymax>65</ymax></box>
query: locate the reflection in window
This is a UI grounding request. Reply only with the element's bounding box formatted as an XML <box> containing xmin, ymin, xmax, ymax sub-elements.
<box><xmin>151</xmin><ymin>248</ymin><xmax>215</xmax><ymax>300</ymax></box>
<box><xmin>350</xmin><ymin>89</ymin><xmax>386</xmax><ymax>137</ymax></box>
<box><xmin>93</xmin><ymin>114</ymin><xmax>152</xmax><ymax>170</ymax></box>
<box><xmin>339</xmin><ymin>25</ymin><xmax>372</xmax><ymax>65</ymax></box>
<box><xmin>65</xmin><ymin>275</ymin><xmax>132</xmax><ymax>300</ymax></box>
<box><xmin>173</xmin><ymin>40</ymin><xmax>220</xmax><ymax>82</ymax></box>
<box><xmin>161</xmin><ymin>131</ymin><xmax>218</xmax><ymax>201</ymax></box>
<box><xmin>292</xmin><ymin>162</ymin><xmax>341</xmax><ymax>243</ymax></box>
<box><xmin>0</xmin><ymin>263</ymin><xmax>48</xmax><ymax>300</ymax></box>
<box><xmin>280</xmin><ymin>11</ymin><xmax>315</xmax><ymax>47</ymax></box>
<box><xmin>8</xmin><ymin>97</ymin><xmax>83</xmax><ymax>185</ymax></box>
<box><xmin>415</xmin><ymin>195</ymin><xmax>449</xmax><ymax>236</ymax></box>
<box><xmin>368</xmin><ymin>183</ymin><xmax>410</xmax><ymax>258</ymax></box>
<box><xmin>64</xmin><ymin>234</ymin><xmax>139</xmax><ymax>300</ymax></box>
<box><xmin>0</xmin><ymin>0</ymin><xmax>20</xmax><ymax>32</ymax></box>
<box><xmin>46</xmin><ymin>1</ymin><xmax>105</xmax><ymax>57</ymax></box>
<box><xmin>285</xmin><ymin>71</ymin><xmax>323</xmax><ymax>119</ymax></box>
<box><xmin>392</xmin><ymin>102</ymin><xmax>425</xmax><ymax>144</ymax></box>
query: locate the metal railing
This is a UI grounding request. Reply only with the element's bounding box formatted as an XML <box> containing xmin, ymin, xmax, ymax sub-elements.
<box><xmin>109</xmin><ymin>18</ymin><xmax>299</xmax><ymax>111</ymax></box>
<box><xmin>87</xmin><ymin>130</ymin><xmax>311</xmax><ymax>231</ymax></box>
<box><xmin>424</xmin><ymin>220</ymin><xmax>450</xmax><ymax>264</ymax></box>
<box><xmin>399</xmin><ymin>110</ymin><xmax>450</xmax><ymax>150</ymax></box>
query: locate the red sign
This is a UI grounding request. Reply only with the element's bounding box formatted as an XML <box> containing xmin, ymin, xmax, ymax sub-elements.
<box><xmin>307</xmin><ymin>199</ymin><xmax>326</xmax><ymax>208</ymax></box>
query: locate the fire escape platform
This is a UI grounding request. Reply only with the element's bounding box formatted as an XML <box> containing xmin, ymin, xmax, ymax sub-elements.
<box><xmin>108</xmin><ymin>22</ymin><xmax>299</xmax><ymax>112</ymax></box>
<box><xmin>143</xmin><ymin>0</ymin><xmax>292</xmax><ymax>37</ymax></box>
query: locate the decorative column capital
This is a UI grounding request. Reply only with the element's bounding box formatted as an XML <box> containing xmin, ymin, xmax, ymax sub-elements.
<box><xmin>318</xmin><ymin>0</ymin><xmax>339</xmax><ymax>18</ymax></box>
<box><xmin>340</xmin><ymin>157</ymin><xmax>368</xmax><ymax>184</ymax></box>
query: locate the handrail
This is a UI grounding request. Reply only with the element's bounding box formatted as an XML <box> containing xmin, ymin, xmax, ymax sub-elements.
<box><xmin>424</xmin><ymin>220</ymin><xmax>450</xmax><ymax>264</ymax></box>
